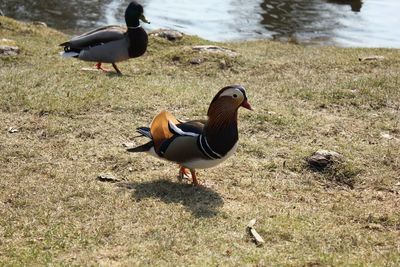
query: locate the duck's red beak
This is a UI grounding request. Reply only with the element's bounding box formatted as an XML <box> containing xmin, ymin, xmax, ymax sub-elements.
<box><xmin>241</xmin><ymin>99</ymin><xmax>253</xmax><ymax>110</ymax></box>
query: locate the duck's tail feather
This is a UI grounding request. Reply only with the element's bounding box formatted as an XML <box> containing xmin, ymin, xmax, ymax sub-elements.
<box><xmin>126</xmin><ymin>141</ymin><xmax>153</xmax><ymax>153</ymax></box>
<box><xmin>136</xmin><ymin>127</ymin><xmax>152</xmax><ymax>139</ymax></box>
<box><xmin>59</xmin><ymin>41</ymin><xmax>70</xmax><ymax>46</ymax></box>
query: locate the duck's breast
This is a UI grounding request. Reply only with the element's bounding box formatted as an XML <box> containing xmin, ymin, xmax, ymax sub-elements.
<box><xmin>127</xmin><ymin>28</ymin><xmax>148</xmax><ymax>58</ymax></box>
<box><xmin>183</xmin><ymin>142</ymin><xmax>238</xmax><ymax>169</ymax></box>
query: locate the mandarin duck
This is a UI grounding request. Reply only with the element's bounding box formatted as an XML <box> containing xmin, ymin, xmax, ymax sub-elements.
<box><xmin>60</xmin><ymin>1</ymin><xmax>149</xmax><ymax>75</ymax></box>
<box><xmin>127</xmin><ymin>85</ymin><xmax>252</xmax><ymax>186</ymax></box>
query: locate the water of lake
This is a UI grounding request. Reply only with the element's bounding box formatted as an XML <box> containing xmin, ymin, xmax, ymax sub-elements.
<box><xmin>1</xmin><ymin>0</ymin><xmax>399</xmax><ymax>47</ymax></box>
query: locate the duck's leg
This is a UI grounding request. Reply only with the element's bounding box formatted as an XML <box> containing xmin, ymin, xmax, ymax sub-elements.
<box><xmin>112</xmin><ymin>63</ymin><xmax>122</xmax><ymax>75</ymax></box>
<box><xmin>95</xmin><ymin>62</ymin><xmax>111</xmax><ymax>72</ymax></box>
<box><xmin>189</xmin><ymin>169</ymin><xmax>200</xmax><ymax>186</ymax></box>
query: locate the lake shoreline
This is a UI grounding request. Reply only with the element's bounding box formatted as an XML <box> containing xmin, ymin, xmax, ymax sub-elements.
<box><xmin>1</xmin><ymin>16</ymin><xmax>399</xmax><ymax>266</ymax></box>
<box><xmin>2</xmin><ymin>0</ymin><xmax>400</xmax><ymax>48</ymax></box>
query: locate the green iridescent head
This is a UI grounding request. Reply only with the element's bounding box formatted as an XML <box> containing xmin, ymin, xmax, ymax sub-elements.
<box><xmin>125</xmin><ymin>1</ymin><xmax>150</xmax><ymax>27</ymax></box>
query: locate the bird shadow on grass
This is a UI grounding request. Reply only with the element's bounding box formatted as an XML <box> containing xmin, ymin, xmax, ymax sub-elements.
<box><xmin>106</xmin><ymin>71</ymin><xmax>139</xmax><ymax>78</ymax></box>
<box><xmin>117</xmin><ymin>179</ymin><xmax>224</xmax><ymax>218</ymax></box>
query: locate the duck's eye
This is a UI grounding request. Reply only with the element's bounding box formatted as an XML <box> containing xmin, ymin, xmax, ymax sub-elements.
<box><xmin>233</xmin><ymin>94</ymin><xmax>238</xmax><ymax>98</ymax></box>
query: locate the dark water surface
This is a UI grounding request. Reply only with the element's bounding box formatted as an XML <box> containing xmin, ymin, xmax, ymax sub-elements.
<box><xmin>1</xmin><ymin>0</ymin><xmax>399</xmax><ymax>47</ymax></box>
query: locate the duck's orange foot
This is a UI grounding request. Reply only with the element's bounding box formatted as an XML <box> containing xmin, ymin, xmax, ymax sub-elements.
<box><xmin>95</xmin><ymin>62</ymin><xmax>111</xmax><ymax>72</ymax></box>
<box><xmin>178</xmin><ymin>166</ymin><xmax>191</xmax><ymax>181</ymax></box>
<box><xmin>189</xmin><ymin>169</ymin><xmax>202</xmax><ymax>187</ymax></box>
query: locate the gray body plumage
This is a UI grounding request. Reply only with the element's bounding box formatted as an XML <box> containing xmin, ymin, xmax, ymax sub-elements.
<box><xmin>163</xmin><ymin>136</ymin><xmax>209</xmax><ymax>164</ymax></box>
<box><xmin>129</xmin><ymin>118</ymin><xmax>238</xmax><ymax>170</ymax></box>
<box><xmin>61</xmin><ymin>25</ymin><xmax>130</xmax><ymax>63</ymax></box>
<box><xmin>78</xmin><ymin>36</ymin><xmax>130</xmax><ymax>63</ymax></box>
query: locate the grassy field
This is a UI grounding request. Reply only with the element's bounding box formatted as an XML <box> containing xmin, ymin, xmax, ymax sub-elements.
<box><xmin>0</xmin><ymin>16</ymin><xmax>399</xmax><ymax>266</ymax></box>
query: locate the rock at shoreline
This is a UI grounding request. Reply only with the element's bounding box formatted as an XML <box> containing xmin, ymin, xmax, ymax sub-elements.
<box><xmin>0</xmin><ymin>38</ymin><xmax>17</xmax><ymax>46</ymax></box>
<box><xmin>150</xmin><ymin>29</ymin><xmax>183</xmax><ymax>41</ymax></box>
<box><xmin>0</xmin><ymin>45</ymin><xmax>19</xmax><ymax>56</ymax></box>
<box><xmin>32</xmin><ymin>21</ymin><xmax>47</xmax><ymax>27</ymax></box>
<box><xmin>192</xmin><ymin>45</ymin><xmax>238</xmax><ymax>57</ymax></box>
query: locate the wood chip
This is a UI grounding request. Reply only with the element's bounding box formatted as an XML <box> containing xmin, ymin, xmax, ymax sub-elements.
<box><xmin>247</xmin><ymin>218</ymin><xmax>256</xmax><ymax>228</ymax></box>
<box><xmin>359</xmin><ymin>56</ymin><xmax>385</xmax><ymax>62</ymax></box>
<box><xmin>80</xmin><ymin>67</ymin><xmax>101</xmax><ymax>72</ymax></box>
<box><xmin>246</xmin><ymin>219</ymin><xmax>265</xmax><ymax>246</ymax></box>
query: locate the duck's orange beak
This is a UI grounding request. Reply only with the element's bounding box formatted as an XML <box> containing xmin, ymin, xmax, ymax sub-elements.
<box><xmin>241</xmin><ymin>99</ymin><xmax>253</xmax><ymax>110</ymax></box>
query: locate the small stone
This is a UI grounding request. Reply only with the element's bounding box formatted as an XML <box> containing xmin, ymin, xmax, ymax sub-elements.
<box><xmin>192</xmin><ymin>45</ymin><xmax>238</xmax><ymax>57</ymax></box>
<box><xmin>364</xmin><ymin>223</ymin><xmax>384</xmax><ymax>231</ymax></box>
<box><xmin>219</xmin><ymin>59</ymin><xmax>227</xmax><ymax>69</ymax></box>
<box><xmin>32</xmin><ymin>21</ymin><xmax>47</xmax><ymax>27</ymax></box>
<box><xmin>0</xmin><ymin>45</ymin><xmax>19</xmax><ymax>56</ymax></box>
<box><xmin>306</xmin><ymin>150</ymin><xmax>343</xmax><ymax>171</ymax></box>
<box><xmin>380</xmin><ymin>132</ymin><xmax>394</xmax><ymax>140</ymax></box>
<box><xmin>171</xmin><ymin>55</ymin><xmax>180</xmax><ymax>62</ymax></box>
<box><xmin>190</xmin><ymin>58</ymin><xmax>202</xmax><ymax>65</ymax></box>
<box><xmin>38</xmin><ymin>110</ymin><xmax>49</xmax><ymax>117</ymax></box>
<box><xmin>150</xmin><ymin>29</ymin><xmax>183</xmax><ymax>41</ymax></box>
<box><xmin>128</xmin><ymin>167</ymin><xmax>133</xmax><ymax>172</ymax></box>
<box><xmin>122</xmin><ymin>142</ymin><xmax>135</xmax><ymax>148</ymax></box>
<box><xmin>359</xmin><ymin>56</ymin><xmax>385</xmax><ymax>62</ymax></box>
<box><xmin>8</xmin><ymin>127</ymin><xmax>19</xmax><ymax>133</ymax></box>
<box><xmin>97</xmin><ymin>174</ymin><xmax>120</xmax><ymax>183</ymax></box>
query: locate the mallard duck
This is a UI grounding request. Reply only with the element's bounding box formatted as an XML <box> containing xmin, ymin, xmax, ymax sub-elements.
<box><xmin>60</xmin><ymin>1</ymin><xmax>149</xmax><ymax>75</ymax></box>
<box><xmin>127</xmin><ymin>85</ymin><xmax>252</xmax><ymax>186</ymax></box>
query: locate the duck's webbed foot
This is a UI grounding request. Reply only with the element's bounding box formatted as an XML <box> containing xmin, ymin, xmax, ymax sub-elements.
<box><xmin>189</xmin><ymin>169</ymin><xmax>201</xmax><ymax>186</ymax></box>
<box><xmin>95</xmin><ymin>62</ymin><xmax>111</xmax><ymax>72</ymax></box>
<box><xmin>178</xmin><ymin>166</ymin><xmax>191</xmax><ymax>181</ymax></box>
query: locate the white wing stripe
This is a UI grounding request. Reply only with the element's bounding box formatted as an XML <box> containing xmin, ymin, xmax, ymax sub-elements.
<box><xmin>168</xmin><ymin>121</ymin><xmax>199</xmax><ymax>137</ymax></box>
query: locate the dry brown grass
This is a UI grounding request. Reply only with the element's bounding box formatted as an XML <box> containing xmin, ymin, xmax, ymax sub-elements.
<box><xmin>1</xmin><ymin>16</ymin><xmax>399</xmax><ymax>266</ymax></box>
